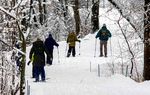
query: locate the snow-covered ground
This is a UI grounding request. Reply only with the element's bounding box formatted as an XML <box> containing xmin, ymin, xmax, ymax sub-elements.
<box><xmin>25</xmin><ymin>8</ymin><xmax>149</xmax><ymax>95</ymax></box>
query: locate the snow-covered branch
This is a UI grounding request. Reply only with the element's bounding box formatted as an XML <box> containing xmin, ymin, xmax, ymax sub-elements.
<box><xmin>108</xmin><ymin>0</ymin><xmax>143</xmax><ymax>40</ymax></box>
<box><xmin>0</xmin><ymin>39</ymin><xmax>25</xmax><ymax>56</ymax></box>
<box><xmin>0</xmin><ymin>6</ymin><xmax>16</xmax><ymax>19</ymax></box>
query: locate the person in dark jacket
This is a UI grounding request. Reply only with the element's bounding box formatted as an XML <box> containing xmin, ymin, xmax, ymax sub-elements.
<box><xmin>44</xmin><ymin>34</ymin><xmax>59</xmax><ymax>65</ymax></box>
<box><xmin>96</xmin><ymin>24</ymin><xmax>112</xmax><ymax>57</ymax></box>
<box><xmin>67</xmin><ymin>32</ymin><xmax>80</xmax><ymax>57</ymax></box>
<box><xmin>29</xmin><ymin>38</ymin><xmax>47</xmax><ymax>82</ymax></box>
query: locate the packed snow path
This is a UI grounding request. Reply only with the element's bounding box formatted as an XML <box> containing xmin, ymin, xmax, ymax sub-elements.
<box><xmin>25</xmin><ymin>8</ymin><xmax>150</xmax><ymax>95</ymax></box>
<box><xmin>25</xmin><ymin>33</ymin><xmax>150</xmax><ymax>95</ymax></box>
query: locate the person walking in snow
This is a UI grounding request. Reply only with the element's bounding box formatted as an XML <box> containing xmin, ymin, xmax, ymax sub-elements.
<box><xmin>44</xmin><ymin>34</ymin><xmax>59</xmax><ymax>65</ymax></box>
<box><xmin>66</xmin><ymin>31</ymin><xmax>80</xmax><ymax>57</ymax></box>
<box><xmin>29</xmin><ymin>38</ymin><xmax>47</xmax><ymax>82</ymax></box>
<box><xmin>96</xmin><ymin>24</ymin><xmax>112</xmax><ymax>57</ymax></box>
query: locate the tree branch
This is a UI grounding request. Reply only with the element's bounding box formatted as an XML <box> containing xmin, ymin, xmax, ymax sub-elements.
<box><xmin>0</xmin><ymin>6</ymin><xmax>16</xmax><ymax>19</ymax></box>
<box><xmin>108</xmin><ymin>0</ymin><xmax>143</xmax><ymax>40</ymax></box>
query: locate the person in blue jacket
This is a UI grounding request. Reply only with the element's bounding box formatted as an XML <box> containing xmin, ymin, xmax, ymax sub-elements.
<box><xmin>96</xmin><ymin>24</ymin><xmax>112</xmax><ymax>57</ymax></box>
<box><xmin>44</xmin><ymin>34</ymin><xmax>59</xmax><ymax>65</ymax></box>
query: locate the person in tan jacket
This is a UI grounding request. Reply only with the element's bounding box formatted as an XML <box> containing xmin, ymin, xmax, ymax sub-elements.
<box><xmin>67</xmin><ymin>32</ymin><xmax>80</xmax><ymax>57</ymax></box>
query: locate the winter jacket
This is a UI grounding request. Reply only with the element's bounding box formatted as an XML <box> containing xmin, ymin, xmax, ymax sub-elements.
<box><xmin>67</xmin><ymin>32</ymin><xmax>80</xmax><ymax>47</ymax></box>
<box><xmin>44</xmin><ymin>34</ymin><xmax>59</xmax><ymax>52</ymax></box>
<box><xmin>29</xmin><ymin>40</ymin><xmax>46</xmax><ymax>67</ymax></box>
<box><xmin>96</xmin><ymin>26</ymin><xmax>112</xmax><ymax>41</ymax></box>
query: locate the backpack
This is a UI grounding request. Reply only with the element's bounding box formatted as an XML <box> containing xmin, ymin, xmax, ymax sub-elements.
<box><xmin>101</xmin><ymin>30</ymin><xmax>108</xmax><ymax>37</ymax></box>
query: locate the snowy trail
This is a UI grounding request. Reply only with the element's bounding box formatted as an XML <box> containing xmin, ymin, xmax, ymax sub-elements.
<box><xmin>25</xmin><ymin>33</ymin><xmax>150</xmax><ymax>95</ymax></box>
<box><xmin>26</xmin><ymin>57</ymin><xmax>150</xmax><ymax>95</ymax></box>
<box><xmin>25</xmin><ymin>8</ymin><xmax>150</xmax><ymax>95</ymax></box>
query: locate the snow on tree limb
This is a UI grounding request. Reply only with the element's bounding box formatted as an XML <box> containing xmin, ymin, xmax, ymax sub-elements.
<box><xmin>0</xmin><ymin>6</ymin><xmax>16</xmax><ymax>19</ymax></box>
<box><xmin>0</xmin><ymin>40</ymin><xmax>25</xmax><ymax>56</ymax></box>
<box><xmin>108</xmin><ymin>0</ymin><xmax>143</xmax><ymax>40</ymax></box>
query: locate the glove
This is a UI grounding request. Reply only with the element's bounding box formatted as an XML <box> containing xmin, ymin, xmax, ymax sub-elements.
<box><xmin>27</xmin><ymin>60</ymin><xmax>31</xmax><ymax>65</ymax></box>
<box><xmin>57</xmin><ymin>44</ymin><xmax>59</xmax><ymax>47</ymax></box>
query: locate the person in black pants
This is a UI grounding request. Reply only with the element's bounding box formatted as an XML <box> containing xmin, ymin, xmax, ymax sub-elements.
<box><xmin>29</xmin><ymin>38</ymin><xmax>48</xmax><ymax>82</ymax></box>
<box><xmin>67</xmin><ymin>32</ymin><xmax>80</xmax><ymax>57</ymax></box>
<box><xmin>44</xmin><ymin>34</ymin><xmax>59</xmax><ymax>65</ymax></box>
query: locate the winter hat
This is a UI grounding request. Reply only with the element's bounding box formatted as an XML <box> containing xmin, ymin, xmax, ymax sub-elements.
<box><xmin>37</xmin><ymin>38</ymin><xmax>41</xmax><ymax>41</ymax></box>
<box><xmin>49</xmin><ymin>34</ymin><xmax>52</xmax><ymax>37</ymax></box>
<box><xmin>103</xmin><ymin>23</ymin><xmax>106</xmax><ymax>26</ymax></box>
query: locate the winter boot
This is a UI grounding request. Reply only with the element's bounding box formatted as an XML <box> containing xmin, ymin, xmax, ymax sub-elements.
<box><xmin>67</xmin><ymin>53</ymin><xmax>71</xmax><ymax>57</ymax></box>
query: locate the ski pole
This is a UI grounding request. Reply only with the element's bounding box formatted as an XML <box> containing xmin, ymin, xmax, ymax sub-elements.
<box><xmin>79</xmin><ymin>42</ymin><xmax>81</xmax><ymax>55</ymax></box>
<box><xmin>110</xmin><ymin>38</ymin><xmax>112</xmax><ymax>57</ymax></box>
<box><xmin>65</xmin><ymin>34</ymin><xmax>68</xmax><ymax>57</ymax></box>
<box><xmin>94</xmin><ymin>39</ymin><xmax>97</xmax><ymax>57</ymax></box>
<box><xmin>65</xmin><ymin>43</ymin><xmax>68</xmax><ymax>57</ymax></box>
<box><xmin>57</xmin><ymin>47</ymin><xmax>60</xmax><ymax>63</ymax></box>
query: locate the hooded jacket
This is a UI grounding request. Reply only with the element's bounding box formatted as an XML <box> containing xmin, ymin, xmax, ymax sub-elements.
<box><xmin>96</xmin><ymin>26</ymin><xmax>112</xmax><ymax>41</ymax></box>
<box><xmin>29</xmin><ymin>39</ymin><xmax>46</xmax><ymax>66</ymax></box>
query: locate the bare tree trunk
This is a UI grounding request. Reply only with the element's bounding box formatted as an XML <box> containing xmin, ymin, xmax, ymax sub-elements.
<box><xmin>43</xmin><ymin>0</ymin><xmax>47</xmax><ymax>22</ymax></box>
<box><xmin>16</xmin><ymin>21</ymin><xmax>26</xmax><ymax>95</ymax></box>
<box><xmin>38</xmin><ymin>0</ymin><xmax>43</xmax><ymax>25</ymax></box>
<box><xmin>11</xmin><ymin>51</ymin><xmax>15</xmax><ymax>95</ymax></box>
<box><xmin>85</xmin><ymin>0</ymin><xmax>90</xmax><ymax>25</ymax></box>
<box><xmin>11</xmin><ymin>0</ymin><xmax>16</xmax><ymax>8</ymax></box>
<box><xmin>73</xmin><ymin>0</ymin><xmax>80</xmax><ymax>35</ymax></box>
<box><xmin>29</xmin><ymin>0</ymin><xmax>38</xmax><ymax>27</ymax></box>
<box><xmin>86</xmin><ymin>0</ymin><xmax>89</xmax><ymax>9</ymax></box>
<box><xmin>91</xmin><ymin>0</ymin><xmax>99</xmax><ymax>33</ymax></box>
<box><xmin>143</xmin><ymin>0</ymin><xmax>150</xmax><ymax>80</ymax></box>
<box><xmin>59</xmin><ymin>0</ymin><xmax>68</xmax><ymax>18</ymax></box>
<box><xmin>20</xmin><ymin>40</ymin><xmax>26</xmax><ymax>95</ymax></box>
<box><xmin>21</xmin><ymin>13</ymin><xmax>27</xmax><ymax>31</ymax></box>
<box><xmin>1</xmin><ymin>55</ymin><xmax>4</xmax><ymax>95</ymax></box>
